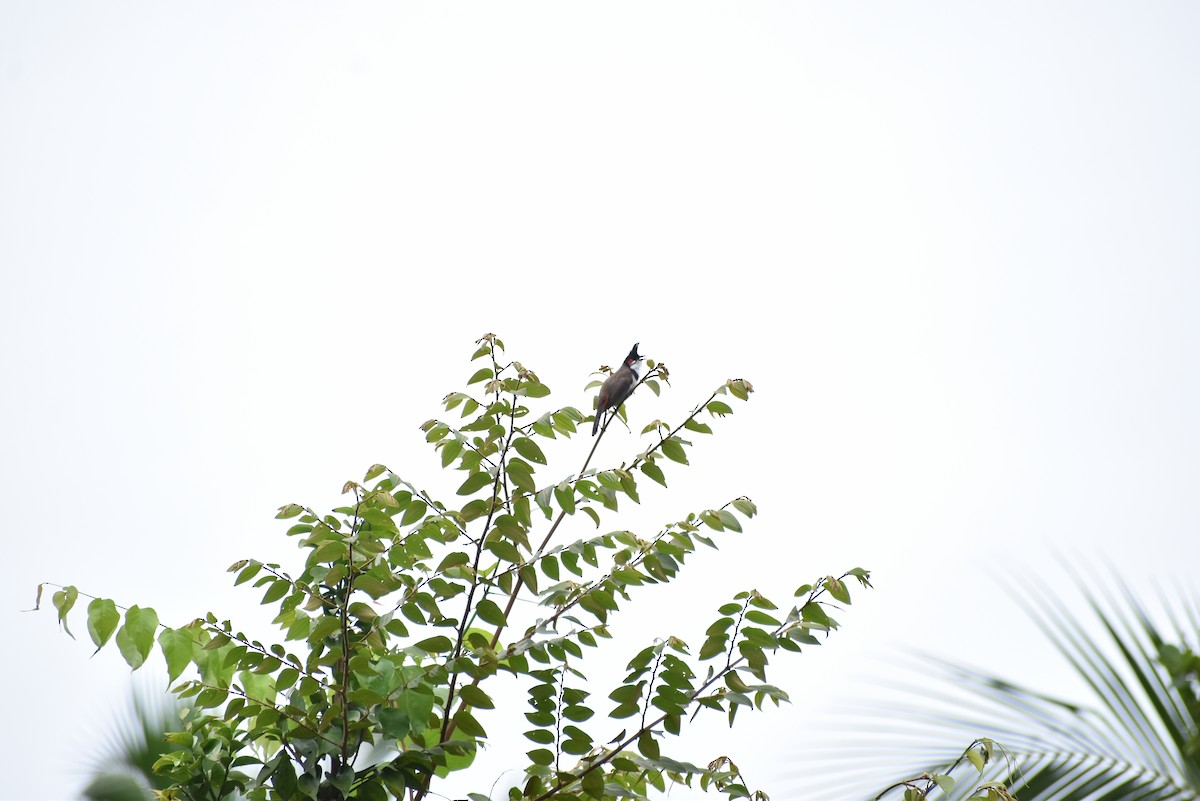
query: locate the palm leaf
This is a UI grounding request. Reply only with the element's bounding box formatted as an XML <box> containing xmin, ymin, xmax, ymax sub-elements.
<box><xmin>82</xmin><ymin>682</ymin><xmax>185</xmax><ymax>801</ymax></box>
<box><xmin>785</xmin><ymin>574</ymin><xmax>1200</xmax><ymax>801</ymax></box>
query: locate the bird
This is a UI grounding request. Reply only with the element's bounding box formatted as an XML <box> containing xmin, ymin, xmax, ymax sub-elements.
<box><xmin>592</xmin><ymin>343</ymin><xmax>644</xmax><ymax>436</ymax></box>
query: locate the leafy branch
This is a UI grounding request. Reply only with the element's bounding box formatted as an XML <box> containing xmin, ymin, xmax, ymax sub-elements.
<box><xmin>874</xmin><ymin>739</ymin><xmax>1017</xmax><ymax>801</ymax></box>
<box><xmin>35</xmin><ymin>334</ymin><xmax>878</xmax><ymax>801</ymax></box>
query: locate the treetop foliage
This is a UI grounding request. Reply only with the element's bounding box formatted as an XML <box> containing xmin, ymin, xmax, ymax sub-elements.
<box><xmin>39</xmin><ymin>333</ymin><xmax>871</xmax><ymax>801</ymax></box>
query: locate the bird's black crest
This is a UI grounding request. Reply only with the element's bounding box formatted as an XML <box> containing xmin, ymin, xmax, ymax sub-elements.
<box><xmin>625</xmin><ymin>343</ymin><xmax>641</xmax><ymax>364</ymax></box>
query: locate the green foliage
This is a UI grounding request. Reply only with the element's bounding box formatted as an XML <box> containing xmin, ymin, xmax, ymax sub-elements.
<box><xmin>81</xmin><ymin>684</ymin><xmax>190</xmax><ymax>801</ymax></box>
<box><xmin>38</xmin><ymin>334</ymin><xmax>872</xmax><ymax>801</ymax></box>
<box><xmin>817</xmin><ymin>575</ymin><xmax>1200</xmax><ymax>801</ymax></box>
<box><xmin>873</xmin><ymin>740</ymin><xmax>1020</xmax><ymax>801</ymax></box>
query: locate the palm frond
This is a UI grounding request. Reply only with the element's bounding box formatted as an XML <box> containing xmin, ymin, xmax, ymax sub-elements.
<box><xmin>1016</xmin><ymin>575</ymin><xmax>1176</xmax><ymax>776</ymax></box>
<box><xmin>785</xmin><ymin>573</ymin><xmax>1200</xmax><ymax>801</ymax></box>
<box><xmin>82</xmin><ymin>681</ymin><xmax>185</xmax><ymax>801</ymax></box>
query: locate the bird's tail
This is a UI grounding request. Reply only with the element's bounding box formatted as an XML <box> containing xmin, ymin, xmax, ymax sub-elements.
<box><xmin>591</xmin><ymin>409</ymin><xmax>602</xmax><ymax>436</ymax></box>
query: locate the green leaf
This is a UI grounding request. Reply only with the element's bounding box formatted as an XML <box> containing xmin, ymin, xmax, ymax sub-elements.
<box><xmin>276</xmin><ymin>667</ymin><xmax>300</xmax><ymax>691</ymax></box>
<box><xmin>727</xmin><ymin>379</ymin><xmax>753</xmax><ymax>400</ymax></box>
<box><xmin>457</xmin><ymin>472</ymin><xmax>494</xmax><ymax>496</ymax></box>
<box><xmin>381</xmin><ymin>705</ymin><xmax>415</xmax><ymax>738</ymax></box>
<box><xmin>520</xmin><ymin>564</ymin><xmax>538</xmax><ymax>595</ymax></box>
<box><xmin>716</xmin><ymin>509</ymin><xmax>742</xmax><ymax>532</ymax></box>
<box><xmin>534</xmin><ymin>485</ymin><xmax>553</xmax><ymax>519</ymax></box>
<box><xmin>562</xmin><ymin>737</ymin><xmax>592</xmax><ymax>755</ymax></box>
<box><xmin>158</xmin><ymin>627</ymin><xmax>194</xmax><ymax>683</ymax></box>
<box><xmin>611</xmin><ymin>701</ymin><xmax>641</xmax><ymax>719</ymax></box>
<box><xmin>725</xmin><ymin>672</ymin><xmax>752</xmax><ymax>693</ymax></box>
<box><xmin>86</xmin><ymin>598</ymin><xmax>119</xmax><ymax>652</ymax></box>
<box><xmin>505</xmin><ymin>459</ymin><xmax>536</xmax><ymax>494</ymax></box>
<box><xmin>115</xmin><ymin>606</ymin><xmax>159</xmax><ymax>670</ymax></box>
<box><xmin>437</xmin><ymin>551</ymin><xmax>470</xmax><ymax>572</ymax></box>
<box><xmin>423</xmin><ymin>421</ymin><xmax>450</xmax><ymax>443</ymax></box>
<box><xmin>591</xmin><ymin>588</ymin><xmax>619</xmax><ymax>611</ymax></box>
<box><xmin>401</xmin><ymin>499</ymin><xmax>428</xmax><ymax>526</ymax></box>
<box><xmin>512</xmin><ymin>437</ymin><xmax>547</xmax><ymax>465</ymax></box>
<box><xmin>454</xmin><ymin>709</ymin><xmax>486</xmax><ymax>737</ymax></box>
<box><xmin>554</xmin><ymin>482</ymin><xmax>576</xmax><ymax>515</ymax></box>
<box><xmin>598</xmin><ymin>470</ymin><xmax>622</xmax><ymax>490</ymax></box>
<box><xmin>493</xmin><ymin>514</ymin><xmax>526</xmax><ymax>544</ymax></box>
<box><xmin>609</xmin><ymin>684</ymin><xmax>643</xmax><ymax>703</ymax></box>
<box><xmin>458</xmin><ymin>685</ymin><xmax>495</xmax><ymax>710</ymax></box>
<box><xmin>330</xmin><ymin>767</ymin><xmax>355</xmax><ymax>797</ymax></box>
<box><xmin>460</xmin><ymin>499</ymin><xmax>488</xmax><ymax>522</ymax></box>
<box><xmin>528</xmin><ymin>748</ymin><xmax>554</xmax><ymax>766</ymax></box>
<box><xmin>707</xmin><ymin>400</ymin><xmax>733</xmax><ymax>417</ymax></box>
<box><xmin>310</xmin><ymin>540</ymin><xmax>348</xmax><ymax>564</ymax></box>
<box><xmin>582</xmin><ymin>766</ymin><xmax>605</xmax><ymax>799</ymax></box>
<box><xmin>522</xmin><ymin>381</ymin><xmax>551</xmax><ymax>398</ymax></box>
<box><xmin>745</xmin><ymin>610</ymin><xmax>781</xmax><ymax>627</ymax></box>
<box><xmin>440</xmin><ymin>439</ymin><xmax>463</xmax><ymax>468</ymax></box>
<box><xmin>487</xmin><ymin>540</ymin><xmax>523</xmax><ymax>564</ymax></box>
<box><xmin>513</xmin><ymin>494</ymin><xmax>532</xmax><ymax>527</ymax></box>
<box><xmin>638</xmin><ymin>731</ymin><xmax>660</xmax><ymax>760</ymax></box>
<box><xmin>617</xmin><ymin>470</ymin><xmax>640</xmax><ymax>503</ymax></box>
<box><xmin>468</xmin><ymin>367</ymin><xmax>493</xmax><ymax>385</ymax></box>
<box><xmin>824</xmin><ymin>576</ymin><xmax>851</xmax><ymax>604</ymax></box>
<box><xmin>476</xmin><ymin>599</ymin><xmax>507</xmax><ymax>627</ymax></box>
<box><xmin>415</xmin><ymin>636</ymin><xmax>453</xmax><ymax>653</ymax></box>
<box><xmin>381</xmin><ymin>688</ymin><xmax>436</xmax><ymax>741</ymax></box>
<box><xmin>732</xmin><ymin>497</ymin><xmax>757</xmax><ymax>518</ymax></box>
<box><xmin>51</xmin><ymin>585</ymin><xmax>78</xmax><ymax>639</ymax></box>
<box><xmin>801</xmin><ymin>602</ymin><xmax>832</xmax><ymax>627</ymax></box>
<box><xmin>562</xmin><ymin>705</ymin><xmax>595</xmax><ymax>721</ymax></box>
<box><xmin>640</xmin><ymin>461</ymin><xmax>667</xmax><ymax>487</ymax></box>
<box><xmin>239</xmin><ymin>668</ymin><xmax>275</xmax><ymax>702</ymax></box>
<box><xmin>699</xmin><ymin>637</ymin><xmax>727</xmax><ymax>660</ymax></box>
<box><xmin>262</xmin><ymin>580</ymin><xmax>291</xmax><ymax>604</ymax></box>
<box><xmin>532</xmin><ymin>412</ymin><xmax>555</xmax><ymax>438</ymax></box>
<box><xmin>309</xmin><ymin>616</ymin><xmax>341</xmax><ymax>643</ymax></box>
<box><xmin>933</xmin><ymin>774</ymin><xmax>956</xmax><ymax>792</ymax></box>
<box><xmin>234</xmin><ymin>561</ymin><xmax>263</xmax><ymax>586</ymax></box>
<box><xmin>661</xmin><ymin>437</ymin><xmax>688</xmax><ymax>464</ymax></box>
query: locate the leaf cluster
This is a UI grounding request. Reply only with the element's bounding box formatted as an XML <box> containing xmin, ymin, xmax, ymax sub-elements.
<box><xmin>875</xmin><ymin>740</ymin><xmax>1019</xmax><ymax>801</ymax></box>
<box><xmin>807</xmin><ymin>572</ymin><xmax>1200</xmax><ymax>801</ymax></box>
<box><xmin>39</xmin><ymin>334</ymin><xmax>871</xmax><ymax>801</ymax></box>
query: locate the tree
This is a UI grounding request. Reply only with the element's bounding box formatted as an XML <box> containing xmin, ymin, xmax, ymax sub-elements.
<box><xmin>814</xmin><ymin>575</ymin><xmax>1200</xmax><ymax>801</ymax></box>
<box><xmin>40</xmin><ymin>334</ymin><xmax>872</xmax><ymax>801</ymax></box>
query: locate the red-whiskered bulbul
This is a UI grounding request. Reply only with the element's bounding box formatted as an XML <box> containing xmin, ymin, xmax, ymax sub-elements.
<box><xmin>592</xmin><ymin>343</ymin><xmax>643</xmax><ymax>436</ymax></box>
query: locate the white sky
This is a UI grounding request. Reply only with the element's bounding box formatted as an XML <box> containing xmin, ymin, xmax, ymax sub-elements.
<box><xmin>3</xmin><ymin>3</ymin><xmax>1199</xmax><ymax>800</ymax></box>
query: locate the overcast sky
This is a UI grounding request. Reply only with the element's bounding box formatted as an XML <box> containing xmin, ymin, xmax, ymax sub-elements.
<box><xmin>3</xmin><ymin>3</ymin><xmax>1199</xmax><ymax>800</ymax></box>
